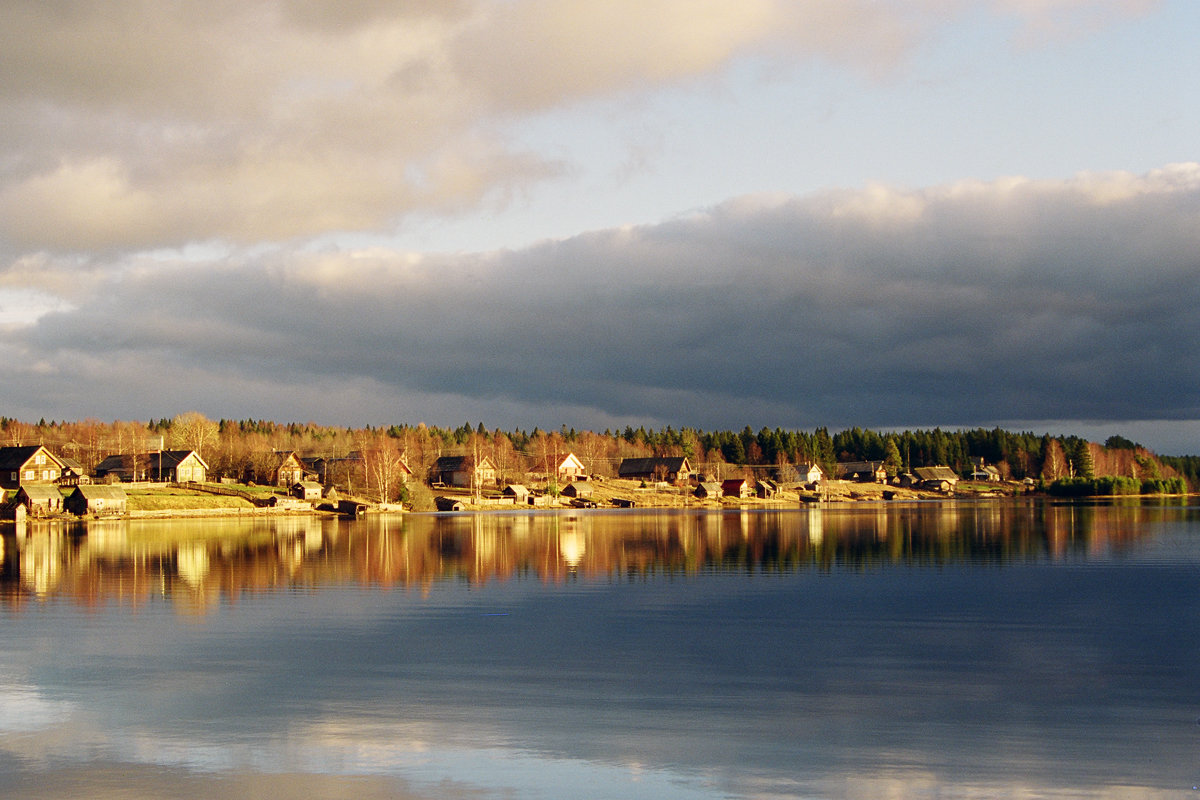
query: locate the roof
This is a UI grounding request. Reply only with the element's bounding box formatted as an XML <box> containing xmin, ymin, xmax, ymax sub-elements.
<box><xmin>502</xmin><ymin>484</ymin><xmax>529</xmax><ymax>497</ymax></box>
<box><xmin>0</xmin><ymin>445</ymin><xmax>63</xmax><ymax>470</ymax></box>
<box><xmin>557</xmin><ymin>452</ymin><xmax>585</xmax><ymax>469</ymax></box>
<box><xmin>72</xmin><ymin>484</ymin><xmax>128</xmax><ymax>500</ymax></box>
<box><xmin>150</xmin><ymin>450</ymin><xmax>210</xmax><ymax>470</ymax></box>
<box><xmin>434</xmin><ymin>455</ymin><xmax>496</xmax><ymax>471</ymax></box>
<box><xmin>617</xmin><ymin>457</ymin><xmax>690</xmax><ymax>477</ymax></box>
<box><xmin>16</xmin><ymin>484</ymin><xmax>63</xmax><ymax>501</ymax></box>
<box><xmin>913</xmin><ymin>466</ymin><xmax>959</xmax><ymax>481</ymax></box>
<box><xmin>721</xmin><ymin>478</ymin><xmax>748</xmax><ymax>489</ymax></box>
<box><xmin>836</xmin><ymin>461</ymin><xmax>885</xmax><ymax>475</ymax></box>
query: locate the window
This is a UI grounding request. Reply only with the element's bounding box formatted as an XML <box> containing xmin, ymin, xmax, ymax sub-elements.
<box><xmin>35</xmin><ymin>453</ymin><xmax>45</xmax><ymax>465</ymax></box>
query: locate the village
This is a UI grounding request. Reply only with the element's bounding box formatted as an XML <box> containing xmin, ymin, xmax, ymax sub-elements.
<box><xmin>0</xmin><ymin>441</ymin><xmax>1015</xmax><ymax>521</ymax></box>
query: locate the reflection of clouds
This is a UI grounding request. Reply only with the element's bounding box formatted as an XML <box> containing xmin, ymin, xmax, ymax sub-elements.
<box><xmin>0</xmin><ymin>683</ymin><xmax>74</xmax><ymax>732</ymax></box>
<box><xmin>2</xmin><ymin>706</ymin><xmax>1191</xmax><ymax>800</ymax></box>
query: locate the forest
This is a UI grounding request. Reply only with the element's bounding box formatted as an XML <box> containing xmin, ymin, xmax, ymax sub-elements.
<box><xmin>1</xmin><ymin>414</ymin><xmax>1193</xmax><ymax>499</ymax></box>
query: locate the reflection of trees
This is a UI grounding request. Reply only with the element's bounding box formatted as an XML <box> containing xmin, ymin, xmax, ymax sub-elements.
<box><xmin>0</xmin><ymin>500</ymin><xmax>1185</xmax><ymax>609</ymax></box>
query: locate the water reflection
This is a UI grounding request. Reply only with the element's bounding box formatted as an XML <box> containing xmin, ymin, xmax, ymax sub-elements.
<box><xmin>0</xmin><ymin>500</ymin><xmax>1193</xmax><ymax>609</ymax></box>
<box><xmin>2</xmin><ymin>500</ymin><xmax>1199</xmax><ymax>800</ymax></box>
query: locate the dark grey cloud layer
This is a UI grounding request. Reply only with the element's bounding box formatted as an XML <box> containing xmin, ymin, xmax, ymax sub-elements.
<box><xmin>3</xmin><ymin>167</ymin><xmax>1199</xmax><ymax>449</ymax></box>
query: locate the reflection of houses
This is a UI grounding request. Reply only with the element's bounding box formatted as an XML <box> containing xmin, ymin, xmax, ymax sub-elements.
<box><xmin>836</xmin><ymin>461</ymin><xmax>887</xmax><ymax>483</ymax></box>
<box><xmin>556</xmin><ymin>453</ymin><xmax>587</xmax><ymax>482</ymax></box>
<box><xmin>14</xmin><ymin>484</ymin><xmax>64</xmax><ymax>516</ymax></box>
<box><xmin>617</xmin><ymin>457</ymin><xmax>692</xmax><ymax>485</ymax></box>
<box><xmin>64</xmin><ymin>484</ymin><xmax>128</xmax><ymax>516</ymax></box>
<box><xmin>721</xmin><ymin>478</ymin><xmax>752</xmax><ymax>499</ymax></box>
<box><xmin>0</xmin><ymin>446</ymin><xmax>66</xmax><ymax>489</ymax></box>
<box><xmin>913</xmin><ymin>466</ymin><xmax>959</xmax><ymax>492</ymax></box>
<box><xmin>796</xmin><ymin>462</ymin><xmax>824</xmax><ymax>486</ymax></box>
<box><xmin>431</xmin><ymin>455</ymin><xmax>497</xmax><ymax>488</ymax></box>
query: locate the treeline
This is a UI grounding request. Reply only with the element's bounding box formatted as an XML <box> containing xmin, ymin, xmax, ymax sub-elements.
<box><xmin>0</xmin><ymin>415</ymin><xmax>1191</xmax><ymax>492</ymax></box>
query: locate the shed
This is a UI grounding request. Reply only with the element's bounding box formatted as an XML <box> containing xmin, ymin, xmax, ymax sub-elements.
<box><xmin>435</xmin><ymin>496</ymin><xmax>465</xmax><ymax>511</ymax></box>
<box><xmin>755</xmin><ymin>479</ymin><xmax>779</xmax><ymax>499</ymax></box>
<box><xmin>560</xmin><ymin>482</ymin><xmax>593</xmax><ymax>499</ymax></box>
<box><xmin>502</xmin><ymin>484</ymin><xmax>530</xmax><ymax>502</ymax></box>
<box><xmin>64</xmin><ymin>484</ymin><xmax>128</xmax><ymax>517</ymax></box>
<box><xmin>694</xmin><ymin>481</ymin><xmax>721</xmax><ymax>499</ymax></box>
<box><xmin>14</xmin><ymin>484</ymin><xmax>64</xmax><ymax>516</ymax></box>
<box><xmin>292</xmin><ymin>481</ymin><xmax>323</xmax><ymax>501</ymax></box>
<box><xmin>722</xmin><ymin>479</ymin><xmax>752</xmax><ymax>499</ymax></box>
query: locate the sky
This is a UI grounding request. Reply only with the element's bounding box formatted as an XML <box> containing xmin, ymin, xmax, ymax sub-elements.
<box><xmin>1</xmin><ymin>0</ymin><xmax>1198</xmax><ymax>453</ymax></box>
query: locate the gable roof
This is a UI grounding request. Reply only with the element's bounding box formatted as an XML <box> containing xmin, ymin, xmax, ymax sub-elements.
<box><xmin>617</xmin><ymin>457</ymin><xmax>690</xmax><ymax>477</ymax></box>
<box><xmin>434</xmin><ymin>455</ymin><xmax>496</xmax><ymax>471</ymax></box>
<box><xmin>71</xmin><ymin>484</ymin><xmax>128</xmax><ymax>501</ymax></box>
<box><xmin>150</xmin><ymin>450</ymin><xmax>209</xmax><ymax>470</ymax></box>
<box><xmin>557</xmin><ymin>452</ymin><xmax>585</xmax><ymax>470</ymax></box>
<box><xmin>0</xmin><ymin>445</ymin><xmax>64</xmax><ymax>471</ymax></box>
<box><xmin>913</xmin><ymin>466</ymin><xmax>959</xmax><ymax>481</ymax></box>
<box><xmin>16</xmin><ymin>484</ymin><xmax>63</xmax><ymax>502</ymax></box>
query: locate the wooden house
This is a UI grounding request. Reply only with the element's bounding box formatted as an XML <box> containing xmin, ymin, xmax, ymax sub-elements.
<box><xmin>755</xmin><ymin>479</ymin><xmax>779</xmax><ymax>499</ymax></box>
<box><xmin>795</xmin><ymin>462</ymin><xmax>824</xmax><ymax>486</ymax></box>
<box><xmin>0</xmin><ymin>446</ymin><xmax>66</xmax><ymax>489</ymax></box>
<box><xmin>13</xmin><ymin>484</ymin><xmax>64</xmax><ymax>516</ymax></box>
<box><xmin>64</xmin><ymin>484</ymin><xmax>128</xmax><ymax>517</ymax></box>
<box><xmin>431</xmin><ymin>455</ymin><xmax>497</xmax><ymax>488</ymax></box>
<box><xmin>292</xmin><ymin>481</ymin><xmax>323</xmax><ymax>501</ymax></box>
<box><xmin>95</xmin><ymin>450</ymin><xmax>208</xmax><ymax>483</ymax></box>
<box><xmin>556</xmin><ymin>452</ymin><xmax>587</xmax><ymax>482</ymax></box>
<box><xmin>617</xmin><ymin>457</ymin><xmax>692</xmax><ymax>485</ymax></box>
<box><xmin>694</xmin><ymin>481</ymin><xmax>721</xmax><ymax>499</ymax></box>
<box><xmin>836</xmin><ymin>461</ymin><xmax>887</xmax><ymax>483</ymax></box>
<box><xmin>502</xmin><ymin>484</ymin><xmax>530</xmax><ymax>503</ymax></box>
<box><xmin>271</xmin><ymin>452</ymin><xmax>311</xmax><ymax>487</ymax></box>
<box><xmin>721</xmin><ymin>478</ymin><xmax>752</xmax><ymax>499</ymax></box>
<box><xmin>58</xmin><ymin>456</ymin><xmax>88</xmax><ymax>486</ymax></box>
<box><xmin>435</xmin><ymin>496</ymin><xmax>465</xmax><ymax>511</ymax></box>
<box><xmin>94</xmin><ymin>453</ymin><xmax>146</xmax><ymax>482</ymax></box>
<box><xmin>150</xmin><ymin>450</ymin><xmax>208</xmax><ymax>483</ymax></box>
<box><xmin>968</xmin><ymin>457</ymin><xmax>1001</xmax><ymax>481</ymax></box>
<box><xmin>913</xmin><ymin>466</ymin><xmax>959</xmax><ymax>491</ymax></box>
<box><xmin>560</xmin><ymin>482</ymin><xmax>593</xmax><ymax>499</ymax></box>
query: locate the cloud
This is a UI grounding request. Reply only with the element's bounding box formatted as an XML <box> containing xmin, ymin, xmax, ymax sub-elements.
<box><xmin>3</xmin><ymin>166</ymin><xmax>1197</xmax><ymax>452</ymax></box>
<box><xmin>0</xmin><ymin>0</ymin><xmax>1155</xmax><ymax>255</ymax></box>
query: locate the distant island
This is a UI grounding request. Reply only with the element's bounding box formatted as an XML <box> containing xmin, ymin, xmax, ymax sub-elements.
<box><xmin>0</xmin><ymin>413</ymin><xmax>1193</xmax><ymax>517</ymax></box>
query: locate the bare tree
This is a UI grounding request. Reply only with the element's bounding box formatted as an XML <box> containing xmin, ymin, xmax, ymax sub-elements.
<box><xmin>170</xmin><ymin>412</ymin><xmax>219</xmax><ymax>458</ymax></box>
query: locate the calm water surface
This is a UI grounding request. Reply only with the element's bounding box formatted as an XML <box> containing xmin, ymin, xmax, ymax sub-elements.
<box><xmin>1</xmin><ymin>500</ymin><xmax>1198</xmax><ymax>799</ymax></box>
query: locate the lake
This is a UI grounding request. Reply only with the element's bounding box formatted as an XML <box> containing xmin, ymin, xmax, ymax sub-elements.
<box><xmin>1</xmin><ymin>499</ymin><xmax>1198</xmax><ymax>799</ymax></box>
